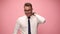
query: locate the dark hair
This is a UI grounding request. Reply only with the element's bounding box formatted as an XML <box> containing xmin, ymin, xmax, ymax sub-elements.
<box><xmin>24</xmin><ymin>3</ymin><xmax>32</xmax><ymax>8</ymax></box>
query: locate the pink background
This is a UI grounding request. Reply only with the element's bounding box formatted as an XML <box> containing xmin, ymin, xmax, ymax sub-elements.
<box><xmin>0</xmin><ymin>0</ymin><xmax>60</xmax><ymax>34</ymax></box>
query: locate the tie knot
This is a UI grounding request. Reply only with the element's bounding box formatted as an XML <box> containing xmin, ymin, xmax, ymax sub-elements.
<box><xmin>28</xmin><ymin>16</ymin><xmax>30</xmax><ymax>19</ymax></box>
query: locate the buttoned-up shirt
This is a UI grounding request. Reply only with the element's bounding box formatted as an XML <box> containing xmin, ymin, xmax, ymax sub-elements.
<box><xmin>13</xmin><ymin>14</ymin><xmax>46</xmax><ymax>34</ymax></box>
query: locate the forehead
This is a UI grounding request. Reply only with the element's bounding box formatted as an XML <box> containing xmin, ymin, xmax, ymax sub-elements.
<box><xmin>24</xmin><ymin>6</ymin><xmax>31</xmax><ymax>10</ymax></box>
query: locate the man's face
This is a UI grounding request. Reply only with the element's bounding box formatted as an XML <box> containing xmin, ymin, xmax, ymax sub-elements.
<box><xmin>24</xmin><ymin>6</ymin><xmax>32</xmax><ymax>17</ymax></box>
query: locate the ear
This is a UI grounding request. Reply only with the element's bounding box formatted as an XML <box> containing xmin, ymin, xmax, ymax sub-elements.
<box><xmin>32</xmin><ymin>8</ymin><xmax>33</xmax><ymax>10</ymax></box>
<box><xmin>32</xmin><ymin>12</ymin><xmax>36</xmax><ymax>15</ymax></box>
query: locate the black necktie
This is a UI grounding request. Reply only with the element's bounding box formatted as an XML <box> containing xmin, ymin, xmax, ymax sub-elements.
<box><xmin>28</xmin><ymin>17</ymin><xmax>31</xmax><ymax>34</ymax></box>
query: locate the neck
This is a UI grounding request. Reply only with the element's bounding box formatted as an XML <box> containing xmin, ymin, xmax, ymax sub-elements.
<box><xmin>28</xmin><ymin>13</ymin><xmax>34</xmax><ymax>17</ymax></box>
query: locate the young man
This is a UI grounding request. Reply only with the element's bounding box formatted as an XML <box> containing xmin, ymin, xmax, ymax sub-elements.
<box><xmin>13</xmin><ymin>3</ymin><xmax>46</xmax><ymax>34</ymax></box>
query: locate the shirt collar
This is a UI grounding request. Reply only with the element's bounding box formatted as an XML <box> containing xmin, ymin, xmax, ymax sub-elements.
<box><xmin>25</xmin><ymin>14</ymin><xmax>35</xmax><ymax>19</ymax></box>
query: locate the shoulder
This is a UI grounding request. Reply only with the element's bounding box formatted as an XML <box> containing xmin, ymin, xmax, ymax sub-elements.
<box><xmin>34</xmin><ymin>14</ymin><xmax>45</xmax><ymax>21</ymax></box>
<box><xmin>16</xmin><ymin>15</ymin><xmax>26</xmax><ymax>21</ymax></box>
<box><xmin>34</xmin><ymin>14</ymin><xmax>46</xmax><ymax>23</ymax></box>
<box><xmin>34</xmin><ymin>14</ymin><xmax>42</xmax><ymax>17</ymax></box>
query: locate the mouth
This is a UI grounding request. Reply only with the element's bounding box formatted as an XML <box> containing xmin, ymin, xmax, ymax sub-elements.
<box><xmin>25</xmin><ymin>13</ymin><xmax>31</xmax><ymax>17</ymax></box>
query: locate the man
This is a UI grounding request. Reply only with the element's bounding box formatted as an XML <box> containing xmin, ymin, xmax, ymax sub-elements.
<box><xmin>13</xmin><ymin>3</ymin><xmax>46</xmax><ymax>34</ymax></box>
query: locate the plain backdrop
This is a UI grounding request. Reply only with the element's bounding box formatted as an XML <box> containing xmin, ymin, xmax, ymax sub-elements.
<box><xmin>0</xmin><ymin>0</ymin><xmax>60</xmax><ymax>34</ymax></box>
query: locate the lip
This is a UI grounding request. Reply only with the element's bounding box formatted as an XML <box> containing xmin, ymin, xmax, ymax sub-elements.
<box><xmin>26</xmin><ymin>13</ymin><xmax>30</xmax><ymax>15</ymax></box>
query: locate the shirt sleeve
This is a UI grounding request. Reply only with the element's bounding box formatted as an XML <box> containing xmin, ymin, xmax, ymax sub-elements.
<box><xmin>13</xmin><ymin>19</ymin><xmax>20</xmax><ymax>34</ymax></box>
<box><xmin>35</xmin><ymin>14</ymin><xmax>46</xmax><ymax>24</ymax></box>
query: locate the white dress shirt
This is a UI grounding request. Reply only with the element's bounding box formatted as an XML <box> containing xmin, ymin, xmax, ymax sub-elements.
<box><xmin>13</xmin><ymin>14</ymin><xmax>46</xmax><ymax>34</ymax></box>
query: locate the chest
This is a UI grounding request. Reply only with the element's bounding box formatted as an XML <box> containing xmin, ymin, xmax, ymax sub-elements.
<box><xmin>20</xmin><ymin>17</ymin><xmax>38</xmax><ymax>28</ymax></box>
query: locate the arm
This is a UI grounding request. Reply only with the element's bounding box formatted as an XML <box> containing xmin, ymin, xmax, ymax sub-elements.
<box><xmin>13</xmin><ymin>19</ymin><xmax>20</xmax><ymax>34</ymax></box>
<box><xmin>35</xmin><ymin>14</ymin><xmax>46</xmax><ymax>24</ymax></box>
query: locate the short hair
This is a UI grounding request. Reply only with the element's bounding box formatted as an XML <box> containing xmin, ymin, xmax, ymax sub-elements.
<box><xmin>24</xmin><ymin>3</ymin><xmax>32</xmax><ymax>8</ymax></box>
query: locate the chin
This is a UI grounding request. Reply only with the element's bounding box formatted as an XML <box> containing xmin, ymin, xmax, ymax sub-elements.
<box><xmin>26</xmin><ymin>15</ymin><xmax>31</xmax><ymax>17</ymax></box>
